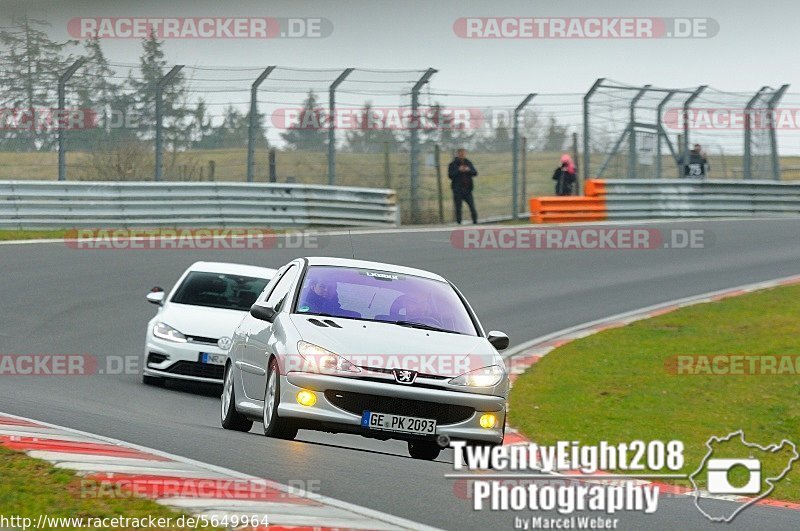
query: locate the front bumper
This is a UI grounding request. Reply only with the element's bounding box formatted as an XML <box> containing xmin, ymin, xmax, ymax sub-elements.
<box><xmin>279</xmin><ymin>372</ymin><xmax>506</xmax><ymax>444</ymax></box>
<box><xmin>143</xmin><ymin>334</ymin><xmax>227</xmax><ymax>383</ymax></box>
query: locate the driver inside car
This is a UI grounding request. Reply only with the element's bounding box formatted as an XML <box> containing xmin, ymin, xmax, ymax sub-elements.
<box><xmin>399</xmin><ymin>293</ymin><xmax>432</xmax><ymax>322</ymax></box>
<box><xmin>302</xmin><ymin>278</ymin><xmax>361</xmax><ymax>318</ymax></box>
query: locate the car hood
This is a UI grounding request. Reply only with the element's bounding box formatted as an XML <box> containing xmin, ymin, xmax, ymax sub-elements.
<box><xmin>158</xmin><ymin>303</ymin><xmax>246</xmax><ymax>339</ymax></box>
<box><xmin>288</xmin><ymin>314</ymin><xmax>500</xmax><ymax>377</ymax></box>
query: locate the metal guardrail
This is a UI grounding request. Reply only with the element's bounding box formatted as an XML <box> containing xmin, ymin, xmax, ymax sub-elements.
<box><xmin>0</xmin><ymin>181</ymin><xmax>400</xmax><ymax>229</ymax></box>
<box><xmin>589</xmin><ymin>179</ymin><xmax>800</xmax><ymax>219</ymax></box>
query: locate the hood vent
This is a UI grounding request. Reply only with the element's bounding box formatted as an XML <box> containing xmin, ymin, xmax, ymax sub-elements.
<box><xmin>323</xmin><ymin>320</ymin><xmax>342</xmax><ymax>328</ymax></box>
<box><xmin>308</xmin><ymin>319</ymin><xmax>328</xmax><ymax>327</ymax></box>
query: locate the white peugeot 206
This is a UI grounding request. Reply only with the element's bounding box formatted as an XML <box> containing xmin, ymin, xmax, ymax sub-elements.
<box><xmin>143</xmin><ymin>261</ymin><xmax>276</xmax><ymax>386</ymax></box>
<box><xmin>221</xmin><ymin>257</ymin><xmax>510</xmax><ymax>460</ymax></box>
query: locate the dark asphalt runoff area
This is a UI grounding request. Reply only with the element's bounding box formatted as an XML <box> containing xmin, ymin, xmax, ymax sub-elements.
<box><xmin>0</xmin><ymin>218</ymin><xmax>799</xmax><ymax>530</ymax></box>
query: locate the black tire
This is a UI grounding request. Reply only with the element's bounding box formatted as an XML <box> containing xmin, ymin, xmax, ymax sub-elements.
<box><xmin>142</xmin><ymin>373</ymin><xmax>164</xmax><ymax>387</ymax></box>
<box><xmin>262</xmin><ymin>358</ymin><xmax>298</xmax><ymax>440</ymax></box>
<box><xmin>408</xmin><ymin>440</ymin><xmax>441</xmax><ymax>460</ymax></box>
<box><xmin>221</xmin><ymin>363</ymin><xmax>253</xmax><ymax>432</ymax></box>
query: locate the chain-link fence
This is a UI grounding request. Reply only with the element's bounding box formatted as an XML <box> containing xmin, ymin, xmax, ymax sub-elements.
<box><xmin>1</xmin><ymin>23</ymin><xmax>798</xmax><ymax>224</ymax></box>
<box><xmin>583</xmin><ymin>79</ymin><xmax>795</xmax><ymax>182</ymax></box>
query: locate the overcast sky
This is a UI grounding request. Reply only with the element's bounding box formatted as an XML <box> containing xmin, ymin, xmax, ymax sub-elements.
<box><xmin>4</xmin><ymin>0</ymin><xmax>796</xmax><ymax>94</ymax></box>
<box><xmin>4</xmin><ymin>0</ymin><xmax>799</xmax><ymax>154</ymax></box>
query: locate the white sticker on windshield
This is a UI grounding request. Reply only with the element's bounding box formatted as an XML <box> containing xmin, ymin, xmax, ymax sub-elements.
<box><xmin>364</xmin><ymin>271</ymin><xmax>399</xmax><ymax>281</ymax></box>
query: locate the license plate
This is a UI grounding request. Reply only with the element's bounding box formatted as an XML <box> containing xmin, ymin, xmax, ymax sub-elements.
<box><xmin>361</xmin><ymin>410</ymin><xmax>437</xmax><ymax>435</ymax></box>
<box><xmin>200</xmin><ymin>352</ymin><xmax>225</xmax><ymax>365</ymax></box>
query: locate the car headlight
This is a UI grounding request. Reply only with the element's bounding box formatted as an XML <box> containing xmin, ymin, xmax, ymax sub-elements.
<box><xmin>297</xmin><ymin>341</ymin><xmax>360</xmax><ymax>374</ymax></box>
<box><xmin>449</xmin><ymin>364</ymin><xmax>505</xmax><ymax>387</ymax></box>
<box><xmin>153</xmin><ymin>322</ymin><xmax>187</xmax><ymax>343</ymax></box>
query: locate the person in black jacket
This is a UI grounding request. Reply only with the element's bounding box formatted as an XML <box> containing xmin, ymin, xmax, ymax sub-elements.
<box><xmin>553</xmin><ymin>154</ymin><xmax>577</xmax><ymax>196</ymax></box>
<box><xmin>447</xmin><ymin>148</ymin><xmax>478</xmax><ymax>224</ymax></box>
<box><xmin>679</xmin><ymin>144</ymin><xmax>709</xmax><ymax>178</ymax></box>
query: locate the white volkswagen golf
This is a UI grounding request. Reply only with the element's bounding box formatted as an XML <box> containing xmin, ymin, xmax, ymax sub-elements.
<box><xmin>142</xmin><ymin>261</ymin><xmax>276</xmax><ymax>386</ymax></box>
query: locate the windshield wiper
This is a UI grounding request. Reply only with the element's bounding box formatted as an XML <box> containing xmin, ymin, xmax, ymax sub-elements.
<box><xmin>390</xmin><ymin>320</ymin><xmax>456</xmax><ymax>334</ymax></box>
<box><xmin>300</xmin><ymin>311</ymin><xmax>339</xmax><ymax>318</ymax></box>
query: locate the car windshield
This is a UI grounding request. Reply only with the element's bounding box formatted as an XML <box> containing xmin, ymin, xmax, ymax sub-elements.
<box><xmin>294</xmin><ymin>265</ymin><xmax>477</xmax><ymax>336</ymax></box>
<box><xmin>171</xmin><ymin>271</ymin><xmax>270</xmax><ymax>311</ymax></box>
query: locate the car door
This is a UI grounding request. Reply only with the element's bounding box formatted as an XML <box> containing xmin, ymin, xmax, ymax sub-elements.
<box><xmin>242</xmin><ymin>264</ymin><xmax>299</xmax><ymax>400</ymax></box>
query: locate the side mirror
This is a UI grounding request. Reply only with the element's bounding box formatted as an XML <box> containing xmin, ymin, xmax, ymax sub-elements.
<box><xmin>146</xmin><ymin>288</ymin><xmax>165</xmax><ymax>305</ymax></box>
<box><xmin>250</xmin><ymin>304</ymin><xmax>276</xmax><ymax>322</ymax></box>
<box><xmin>487</xmin><ymin>330</ymin><xmax>509</xmax><ymax>351</ymax></box>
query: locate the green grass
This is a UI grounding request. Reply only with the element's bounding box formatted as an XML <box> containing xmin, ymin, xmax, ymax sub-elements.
<box><xmin>0</xmin><ymin>229</ymin><xmax>70</xmax><ymax>241</ymax></box>
<box><xmin>0</xmin><ymin>446</ymin><xmax>222</xmax><ymax>530</ymax></box>
<box><xmin>509</xmin><ymin>284</ymin><xmax>800</xmax><ymax>501</ymax></box>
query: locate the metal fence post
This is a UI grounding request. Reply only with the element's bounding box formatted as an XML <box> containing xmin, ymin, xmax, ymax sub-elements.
<box><xmin>627</xmin><ymin>85</ymin><xmax>650</xmax><ymax>179</ymax></box>
<box><xmin>154</xmin><ymin>65</ymin><xmax>184</xmax><ymax>181</ymax></box>
<box><xmin>743</xmin><ymin>86</ymin><xmax>769</xmax><ymax>180</ymax></box>
<box><xmin>328</xmin><ymin>68</ymin><xmax>354</xmax><ymax>185</ymax></box>
<box><xmin>571</xmin><ymin>132</ymin><xmax>579</xmax><ymax>194</ymax></box>
<box><xmin>247</xmin><ymin>66</ymin><xmax>276</xmax><ymax>183</ymax></box>
<box><xmin>268</xmin><ymin>149</ymin><xmax>277</xmax><ymax>182</ymax></box>
<box><xmin>768</xmin><ymin>84</ymin><xmax>789</xmax><ymax>181</ymax></box>
<box><xmin>435</xmin><ymin>144</ymin><xmax>444</xmax><ymax>223</ymax></box>
<box><xmin>680</xmin><ymin>85</ymin><xmax>707</xmax><ymax>176</ymax></box>
<box><xmin>383</xmin><ymin>142</ymin><xmax>391</xmax><ymax>188</ymax></box>
<box><xmin>57</xmin><ymin>58</ymin><xmax>86</xmax><ymax>181</ymax></box>
<box><xmin>583</xmin><ymin>78</ymin><xmax>605</xmax><ymax>186</ymax></box>
<box><xmin>409</xmin><ymin>68</ymin><xmax>437</xmax><ymax>223</ymax></box>
<box><xmin>521</xmin><ymin>136</ymin><xmax>528</xmax><ymax>209</ymax></box>
<box><xmin>655</xmin><ymin>91</ymin><xmax>675</xmax><ymax>179</ymax></box>
<box><xmin>512</xmin><ymin>93</ymin><xmax>535</xmax><ymax>217</ymax></box>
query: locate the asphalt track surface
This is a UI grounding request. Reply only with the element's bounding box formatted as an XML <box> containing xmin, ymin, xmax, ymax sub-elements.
<box><xmin>1</xmin><ymin>218</ymin><xmax>799</xmax><ymax>530</ymax></box>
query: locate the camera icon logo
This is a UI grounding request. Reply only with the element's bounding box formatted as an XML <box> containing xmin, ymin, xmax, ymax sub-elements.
<box><xmin>706</xmin><ymin>458</ymin><xmax>761</xmax><ymax>495</ymax></box>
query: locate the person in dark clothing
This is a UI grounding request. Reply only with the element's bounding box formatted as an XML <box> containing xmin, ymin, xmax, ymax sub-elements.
<box><xmin>680</xmin><ymin>144</ymin><xmax>709</xmax><ymax>178</ymax></box>
<box><xmin>553</xmin><ymin>154</ymin><xmax>577</xmax><ymax>196</ymax></box>
<box><xmin>301</xmin><ymin>278</ymin><xmax>361</xmax><ymax>318</ymax></box>
<box><xmin>447</xmin><ymin>148</ymin><xmax>479</xmax><ymax>224</ymax></box>
<box><xmin>303</xmin><ymin>279</ymin><xmax>342</xmax><ymax>315</ymax></box>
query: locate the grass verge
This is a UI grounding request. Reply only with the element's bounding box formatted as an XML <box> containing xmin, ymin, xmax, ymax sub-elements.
<box><xmin>509</xmin><ymin>284</ymin><xmax>800</xmax><ymax>501</ymax></box>
<box><xmin>0</xmin><ymin>446</ymin><xmax>222</xmax><ymax>530</ymax></box>
<box><xmin>0</xmin><ymin>230</ymin><xmax>70</xmax><ymax>241</ymax></box>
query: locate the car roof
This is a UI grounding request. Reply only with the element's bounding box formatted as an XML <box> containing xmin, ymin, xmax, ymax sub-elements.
<box><xmin>187</xmin><ymin>261</ymin><xmax>277</xmax><ymax>279</ymax></box>
<box><xmin>302</xmin><ymin>257</ymin><xmax>446</xmax><ymax>282</ymax></box>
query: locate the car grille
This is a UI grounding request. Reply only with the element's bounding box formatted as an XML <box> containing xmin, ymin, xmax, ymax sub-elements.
<box><xmin>324</xmin><ymin>390</ymin><xmax>474</xmax><ymax>425</ymax></box>
<box><xmin>185</xmin><ymin>335</ymin><xmax>219</xmax><ymax>346</ymax></box>
<box><xmin>165</xmin><ymin>361</ymin><xmax>224</xmax><ymax>380</ymax></box>
<box><xmin>358</xmin><ymin>366</ymin><xmax>449</xmax><ymax>380</ymax></box>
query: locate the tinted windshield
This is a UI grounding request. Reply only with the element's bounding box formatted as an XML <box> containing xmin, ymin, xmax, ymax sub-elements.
<box><xmin>171</xmin><ymin>271</ymin><xmax>270</xmax><ymax>311</ymax></box>
<box><xmin>294</xmin><ymin>266</ymin><xmax>477</xmax><ymax>336</ymax></box>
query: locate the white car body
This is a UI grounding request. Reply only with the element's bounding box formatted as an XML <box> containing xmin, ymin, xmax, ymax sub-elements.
<box><xmin>220</xmin><ymin>257</ymin><xmax>510</xmax><ymax>460</ymax></box>
<box><xmin>143</xmin><ymin>261</ymin><xmax>277</xmax><ymax>385</ymax></box>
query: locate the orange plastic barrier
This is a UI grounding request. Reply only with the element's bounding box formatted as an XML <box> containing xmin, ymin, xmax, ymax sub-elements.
<box><xmin>528</xmin><ymin>196</ymin><xmax>607</xmax><ymax>224</ymax></box>
<box><xmin>584</xmin><ymin>179</ymin><xmax>606</xmax><ymax>197</ymax></box>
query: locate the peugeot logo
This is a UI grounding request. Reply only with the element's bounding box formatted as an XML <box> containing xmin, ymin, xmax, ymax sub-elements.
<box><xmin>217</xmin><ymin>336</ymin><xmax>233</xmax><ymax>350</ymax></box>
<box><xmin>392</xmin><ymin>368</ymin><xmax>417</xmax><ymax>384</ymax></box>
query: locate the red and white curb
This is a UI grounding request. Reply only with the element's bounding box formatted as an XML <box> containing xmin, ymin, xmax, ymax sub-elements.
<box><xmin>499</xmin><ymin>272</ymin><xmax>800</xmax><ymax>512</ymax></box>
<box><xmin>0</xmin><ymin>413</ymin><xmax>439</xmax><ymax>530</ymax></box>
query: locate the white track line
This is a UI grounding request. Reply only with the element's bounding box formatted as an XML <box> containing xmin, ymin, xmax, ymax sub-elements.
<box><xmin>0</xmin><ymin>412</ymin><xmax>441</xmax><ymax>531</ymax></box>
